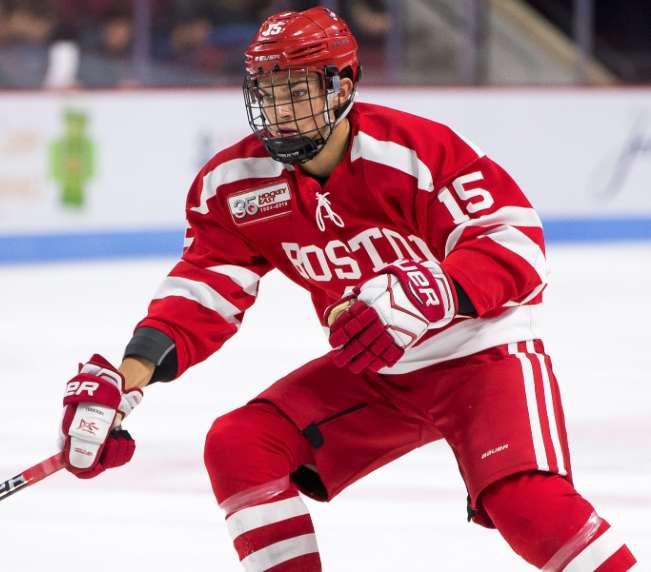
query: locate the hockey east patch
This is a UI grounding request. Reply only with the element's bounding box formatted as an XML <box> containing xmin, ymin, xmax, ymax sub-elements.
<box><xmin>227</xmin><ymin>182</ymin><xmax>292</xmax><ymax>225</ymax></box>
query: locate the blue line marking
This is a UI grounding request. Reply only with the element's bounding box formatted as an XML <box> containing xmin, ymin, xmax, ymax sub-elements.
<box><xmin>542</xmin><ymin>217</ymin><xmax>651</xmax><ymax>242</ymax></box>
<box><xmin>1</xmin><ymin>218</ymin><xmax>650</xmax><ymax>264</ymax></box>
<box><xmin>0</xmin><ymin>229</ymin><xmax>185</xmax><ymax>264</ymax></box>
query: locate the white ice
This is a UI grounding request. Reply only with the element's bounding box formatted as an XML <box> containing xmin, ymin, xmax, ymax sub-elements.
<box><xmin>0</xmin><ymin>241</ymin><xmax>649</xmax><ymax>571</ymax></box>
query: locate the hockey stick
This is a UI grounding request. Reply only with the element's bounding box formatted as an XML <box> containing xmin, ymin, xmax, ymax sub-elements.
<box><xmin>0</xmin><ymin>452</ymin><xmax>65</xmax><ymax>502</ymax></box>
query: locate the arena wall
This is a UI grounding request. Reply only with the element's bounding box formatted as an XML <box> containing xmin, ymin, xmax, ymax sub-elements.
<box><xmin>1</xmin><ymin>87</ymin><xmax>650</xmax><ymax>262</ymax></box>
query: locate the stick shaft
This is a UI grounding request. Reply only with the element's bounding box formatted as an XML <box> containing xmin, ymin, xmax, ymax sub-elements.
<box><xmin>0</xmin><ymin>452</ymin><xmax>65</xmax><ymax>502</ymax></box>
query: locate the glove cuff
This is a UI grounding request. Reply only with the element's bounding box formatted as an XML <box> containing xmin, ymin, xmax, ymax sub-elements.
<box><xmin>118</xmin><ymin>388</ymin><xmax>143</xmax><ymax>418</ymax></box>
<box><xmin>69</xmin><ymin>355</ymin><xmax>144</xmax><ymax>417</ymax></box>
<box><xmin>80</xmin><ymin>354</ymin><xmax>125</xmax><ymax>389</ymax></box>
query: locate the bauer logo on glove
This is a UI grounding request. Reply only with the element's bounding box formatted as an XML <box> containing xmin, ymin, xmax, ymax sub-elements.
<box><xmin>326</xmin><ymin>259</ymin><xmax>458</xmax><ymax>374</ymax></box>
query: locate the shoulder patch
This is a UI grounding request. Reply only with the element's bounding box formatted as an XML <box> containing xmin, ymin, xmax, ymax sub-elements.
<box><xmin>227</xmin><ymin>182</ymin><xmax>292</xmax><ymax>225</ymax></box>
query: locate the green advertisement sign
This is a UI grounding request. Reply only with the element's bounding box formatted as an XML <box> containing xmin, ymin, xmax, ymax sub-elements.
<box><xmin>50</xmin><ymin>110</ymin><xmax>95</xmax><ymax>207</ymax></box>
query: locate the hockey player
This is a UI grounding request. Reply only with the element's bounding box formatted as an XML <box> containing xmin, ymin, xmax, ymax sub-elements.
<box><xmin>58</xmin><ymin>7</ymin><xmax>638</xmax><ymax>571</ymax></box>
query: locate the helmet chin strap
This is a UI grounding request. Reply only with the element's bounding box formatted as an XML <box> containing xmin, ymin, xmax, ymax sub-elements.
<box><xmin>307</xmin><ymin>89</ymin><xmax>356</xmax><ymax>158</ymax></box>
<box><xmin>331</xmin><ymin>89</ymin><xmax>357</xmax><ymax>128</ymax></box>
<box><xmin>307</xmin><ymin>86</ymin><xmax>357</xmax><ymax>158</ymax></box>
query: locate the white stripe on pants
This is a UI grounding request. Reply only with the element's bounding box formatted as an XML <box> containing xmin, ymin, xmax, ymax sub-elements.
<box><xmin>508</xmin><ymin>341</ymin><xmax>565</xmax><ymax>474</ymax></box>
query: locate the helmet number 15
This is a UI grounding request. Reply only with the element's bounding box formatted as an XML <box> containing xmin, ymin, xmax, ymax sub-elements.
<box><xmin>437</xmin><ymin>171</ymin><xmax>494</xmax><ymax>225</ymax></box>
<box><xmin>262</xmin><ymin>22</ymin><xmax>286</xmax><ymax>36</ymax></box>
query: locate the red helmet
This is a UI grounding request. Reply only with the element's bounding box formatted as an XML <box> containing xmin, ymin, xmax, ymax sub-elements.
<box><xmin>245</xmin><ymin>7</ymin><xmax>360</xmax><ymax>84</ymax></box>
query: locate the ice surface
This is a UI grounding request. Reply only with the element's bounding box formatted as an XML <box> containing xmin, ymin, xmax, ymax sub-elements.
<box><xmin>0</xmin><ymin>242</ymin><xmax>649</xmax><ymax>571</ymax></box>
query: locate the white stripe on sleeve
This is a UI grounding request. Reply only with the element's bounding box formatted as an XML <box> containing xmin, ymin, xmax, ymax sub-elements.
<box><xmin>351</xmin><ymin>132</ymin><xmax>435</xmax><ymax>192</ymax></box>
<box><xmin>451</xmin><ymin>128</ymin><xmax>485</xmax><ymax>158</ymax></box>
<box><xmin>526</xmin><ymin>340</ymin><xmax>566</xmax><ymax>476</ymax></box>
<box><xmin>241</xmin><ymin>534</ymin><xmax>319</xmax><ymax>572</ymax></box>
<box><xmin>564</xmin><ymin>528</ymin><xmax>625</xmax><ymax>572</ymax></box>
<box><xmin>503</xmin><ymin>282</ymin><xmax>546</xmax><ymax>307</ymax></box>
<box><xmin>226</xmin><ymin>496</ymin><xmax>310</xmax><ymax>541</ymax></box>
<box><xmin>191</xmin><ymin>157</ymin><xmax>286</xmax><ymax>215</ymax></box>
<box><xmin>508</xmin><ymin>342</ymin><xmax>548</xmax><ymax>472</ymax></box>
<box><xmin>480</xmin><ymin>225</ymin><xmax>547</xmax><ymax>284</ymax></box>
<box><xmin>207</xmin><ymin>265</ymin><xmax>261</xmax><ymax>297</ymax></box>
<box><xmin>153</xmin><ymin>276</ymin><xmax>242</xmax><ymax>325</ymax></box>
<box><xmin>444</xmin><ymin>206</ymin><xmax>542</xmax><ymax>256</ymax></box>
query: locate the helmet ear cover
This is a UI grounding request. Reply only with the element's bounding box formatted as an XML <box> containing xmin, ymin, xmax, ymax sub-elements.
<box><xmin>323</xmin><ymin>65</ymin><xmax>341</xmax><ymax>94</ymax></box>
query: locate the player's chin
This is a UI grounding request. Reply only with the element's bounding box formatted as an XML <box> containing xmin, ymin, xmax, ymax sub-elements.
<box><xmin>295</xmin><ymin>125</ymin><xmax>326</xmax><ymax>140</ymax></box>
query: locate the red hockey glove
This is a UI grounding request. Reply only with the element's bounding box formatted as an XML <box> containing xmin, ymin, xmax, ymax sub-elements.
<box><xmin>58</xmin><ymin>355</ymin><xmax>143</xmax><ymax>478</ymax></box>
<box><xmin>327</xmin><ymin>260</ymin><xmax>457</xmax><ymax>373</ymax></box>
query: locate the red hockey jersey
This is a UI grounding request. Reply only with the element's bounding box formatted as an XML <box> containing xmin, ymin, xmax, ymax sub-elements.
<box><xmin>136</xmin><ymin>102</ymin><xmax>546</xmax><ymax>378</ymax></box>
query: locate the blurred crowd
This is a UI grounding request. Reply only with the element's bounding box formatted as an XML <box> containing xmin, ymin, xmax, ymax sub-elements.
<box><xmin>3</xmin><ymin>0</ymin><xmax>650</xmax><ymax>89</ymax></box>
<box><xmin>0</xmin><ymin>0</ymin><xmax>392</xmax><ymax>88</ymax></box>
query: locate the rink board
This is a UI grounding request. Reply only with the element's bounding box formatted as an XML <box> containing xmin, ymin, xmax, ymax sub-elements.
<box><xmin>1</xmin><ymin>87</ymin><xmax>650</xmax><ymax>262</ymax></box>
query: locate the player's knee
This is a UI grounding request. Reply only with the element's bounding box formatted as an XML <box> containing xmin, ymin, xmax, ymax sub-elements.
<box><xmin>204</xmin><ymin>405</ymin><xmax>259</xmax><ymax>475</ymax></box>
<box><xmin>479</xmin><ymin>472</ymin><xmax>541</xmax><ymax>531</ymax></box>
<box><xmin>480</xmin><ymin>470</ymin><xmax>583</xmax><ymax>517</ymax></box>
<box><xmin>204</xmin><ymin>402</ymin><xmax>310</xmax><ymax>504</ymax></box>
<box><xmin>478</xmin><ymin>471</ymin><xmax>594</xmax><ymax>568</ymax></box>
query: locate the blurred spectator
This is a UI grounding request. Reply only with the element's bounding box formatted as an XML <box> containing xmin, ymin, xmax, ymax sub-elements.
<box><xmin>0</xmin><ymin>0</ymin><xmax>11</xmax><ymax>45</ymax></box>
<box><xmin>348</xmin><ymin>1</ymin><xmax>391</xmax><ymax>45</ymax></box>
<box><xmin>346</xmin><ymin>0</ymin><xmax>391</xmax><ymax>80</ymax></box>
<box><xmin>6</xmin><ymin>0</ymin><xmax>58</xmax><ymax>42</ymax></box>
<box><xmin>154</xmin><ymin>0</ymin><xmax>271</xmax><ymax>78</ymax></box>
<box><xmin>0</xmin><ymin>0</ymin><xmax>60</xmax><ymax>87</ymax></box>
<box><xmin>76</xmin><ymin>6</ymin><xmax>137</xmax><ymax>86</ymax></box>
<box><xmin>50</xmin><ymin>0</ymin><xmax>172</xmax><ymax>43</ymax></box>
<box><xmin>99</xmin><ymin>7</ymin><xmax>134</xmax><ymax>57</ymax></box>
<box><xmin>158</xmin><ymin>10</ymin><xmax>211</xmax><ymax>65</ymax></box>
<box><xmin>204</xmin><ymin>0</ymin><xmax>273</xmax><ymax>76</ymax></box>
<box><xmin>75</xmin><ymin>2</ymin><xmax>213</xmax><ymax>86</ymax></box>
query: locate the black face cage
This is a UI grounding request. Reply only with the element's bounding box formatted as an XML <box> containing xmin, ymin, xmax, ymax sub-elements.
<box><xmin>243</xmin><ymin>66</ymin><xmax>347</xmax><ymax>164</ymax></box>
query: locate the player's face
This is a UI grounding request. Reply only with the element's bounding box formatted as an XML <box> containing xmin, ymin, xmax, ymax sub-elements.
<box><xmin>256</xmin><ymin>72</ymin><xmax>329</xmax><ymax>140</ymax></box>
